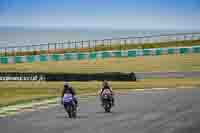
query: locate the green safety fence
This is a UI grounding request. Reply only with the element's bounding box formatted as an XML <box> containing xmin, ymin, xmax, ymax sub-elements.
<box><xmin>113</xmin><ymin>51</ymin><xmax>122</xmax><ymax>57</ymax></box>
<box><xmin>51</xmin><ymin>54</ymin><xmax>61</xmax><ymax>61</ymax></box>
<box><xmin>0</xmin><ymin>57</ymin><xmax>8</xmax><ymax>64</ymax></box>
<box><xmin>102</xmin><ymin>52</ymin><xmax>111</xmax><ymax>58</ymax></box>
<box><xmin>14</xmin><ymin>56</ymin><xmax>22</xmax><ymax>63</ymax></box>
<box><xmin>0</xmin><ymin>45</ymin><xmax>200</xmax><ymax>64</ymax></box>
<box><xmin>143</xmin><ymin>49</ymin><xmax>151</xmax><ymax>56</ymax></box>
<box><xmin>26</xmin><ymin>55</ymin><xmax>35</xmax><ymax>63</ymax></box>
<box><xmin>64</xmin><ymin>53</ymin><xmax>73</xmax><ymax>60</ymax></box>
<box><xmin>40</xmin><ymin>55</ymin><xmax>48</xmax><ymax>62</ymax></box>
<box><xmin>192</xmin><ymin>46</ymin><xmax>200</xmax><ymax>53</ymax></box>
<box><xmin>155</xmin><ymin>48</ymin><xmax>163</xmax><ymax>55</ymax></box>
<box><xmin>167</xmin><ymin>48</ymin><xmax>175</xmax><ymax>54</ymax></box>
<box><xmin>77</xmin><ymin>53</ymin><xmax>87</xmax><ymax>60</ymax></box>
<box><xmin>180</xmin><ymin>47</ymin><xmax>189</xmax><ymax>54</ymax></box>
<box><xmin>128</xmin><ymin>50</ymin><xmax>136</xmax><ymax>57</ymax></box>
<box><xmin>90</xmin><ymin>52</ymin><xmax>97</xmax><ymax>60</ymax></box>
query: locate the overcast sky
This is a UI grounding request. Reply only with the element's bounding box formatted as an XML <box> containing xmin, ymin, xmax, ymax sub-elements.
<box><xmin>0</xmin><ymin>0</ymin><xmax>200</xmax><ymax>30</ymax></box>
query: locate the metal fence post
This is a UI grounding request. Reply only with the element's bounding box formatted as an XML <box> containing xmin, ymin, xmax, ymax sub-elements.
<box><xmin>5</xmin><ymin>47</ymin><xmax>7</xmax><ymax>56</ymax></box>
<box><xmin>191</xmin><ymin>34</ymin><xmax>194</xmax><ymax>40</ymax></box>
<box><xmin>75</xmin><ymin>41</ymin><xmax>77</xmax><ymax>49</ymax></box>
<box><xmin>102</xmin><ymin>40</ymin><xmax>104</xmax><ymax>47</ymax></box>
<box><xmin>62</xmin><ymin>42</ymin><xmax>64</xmax><ymax>49</ymax></box>
<box><xmin>54</xmin><ymin>43</ymin><xmax>57</xmax><ymax>51</ymax></box>
<box><xmin>94</xmin><ymin>40</ymin><xmax>97</xmax><ymax>51</ymax></box>
<box><xmin>47</xmin><ymin>43</ymin><xmax>50</xmax><ymax>53</ymax></box>
<box><xmin>138</xmin><ymin>37</ymin><xmax>141</xmax><ymax>44</ymax></box>
<box><xmin>88</xmin><ymin>40</ymin><xmax>91</xmax><ymax>49</ymax></box>
<box><xmin>119</xmin><ymin>39</ymin><xmax>122</xmax><ymax>50</ymax></box>
<box><xmin>109</xmin><ymin>39</ymin><xmax>112</xmax><ymax>49</ymax></box>
<box><xmin>67</xmin><ymin>41</ymin><xmax>70</xmax><ymax>49</ymax></box>
<box><xmin>124</xmin><ymin>40</ymin><xmax>127</xmax><ymax>46</ymax></box>
<box><xmin>81</xmin><ymin>41</ymin><xmax>83</xmax><ymax>48</ymax></box>
<box><xmin>184</xmin><ymin>35</ymin><xmax>186</xmax><ymax>41</ymax></box>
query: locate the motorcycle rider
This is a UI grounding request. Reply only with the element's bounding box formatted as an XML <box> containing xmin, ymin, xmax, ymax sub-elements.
<box><xmin>61</xmin><ymin>82</ymin><xmax>78</xmax><ymax>107</ymax></box>
<box><xmin>99</xmin><ymin>80</ymin><xmax>115</xmax><ymax>106</ymax></box>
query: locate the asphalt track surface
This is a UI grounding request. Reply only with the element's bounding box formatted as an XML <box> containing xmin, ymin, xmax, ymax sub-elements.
<box><xmin>1</xmin><ymin>88</ymin><xmax>200</xmax><ymax>133</ymax></box>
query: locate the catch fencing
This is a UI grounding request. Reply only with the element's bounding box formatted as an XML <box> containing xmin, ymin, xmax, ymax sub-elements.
<box><xmin>0</xmin><ymin>32</ymin><xmax>200</xmax><ymax>56</ymax></box>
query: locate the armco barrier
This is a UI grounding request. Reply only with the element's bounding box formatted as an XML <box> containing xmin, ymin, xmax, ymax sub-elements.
<box><xmin>0</xmin><ymin>46</ymin><xmax>200</xmax><ymax>64</ymax></box>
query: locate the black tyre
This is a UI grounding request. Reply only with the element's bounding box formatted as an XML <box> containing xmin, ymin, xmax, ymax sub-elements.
<box><xmin>67</xmin><ymin>105</ymin><xmax>73</xmax><ymax>118</ymax></box>
<box><xmin>68</xmin><ymin>111</ymin><xmax>72</xmax><ymax>118</ymax></box>
<box><xmin>72</xmin><ymin>110</ymin><xmax>77</xmax><ymax>118</ymax></box>
<box><xmin>104</xmin><ymin>102</ymin><xmax>111</xmax><ymax>113</ymax></box>
<box><xmin>64</xmin><ymin>102</ymin><xmax>77</xmax><ymax>118</ymax></box>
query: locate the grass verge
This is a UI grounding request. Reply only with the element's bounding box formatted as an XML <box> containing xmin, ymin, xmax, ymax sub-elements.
<box><xmin>0</xmin><ymin>78</ymin><xmax>200</xmax><ymax>107</ymax></box>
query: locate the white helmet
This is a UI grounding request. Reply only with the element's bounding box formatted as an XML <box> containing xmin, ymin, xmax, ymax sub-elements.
<box><xmin>64</xmin><ymin>81</ymin><xmax>69</xmax><ymax>86</ymax></box>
